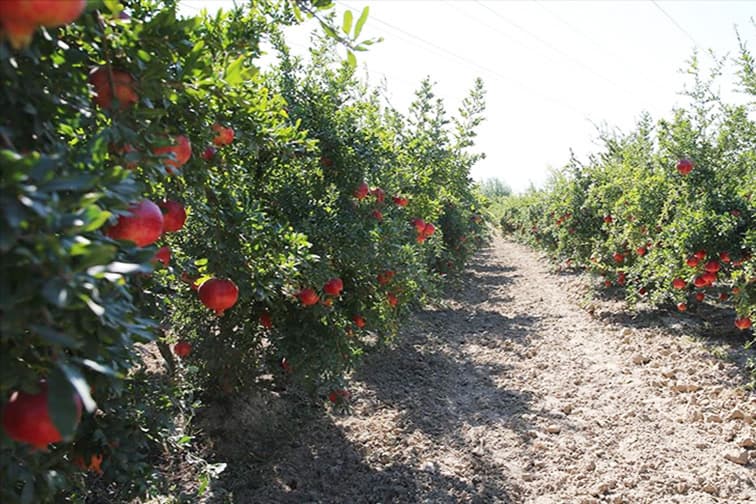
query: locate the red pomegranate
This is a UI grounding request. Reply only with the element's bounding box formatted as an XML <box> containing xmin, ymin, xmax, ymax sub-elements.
<box><xmin>686</xmin><ymin>256</ymin><xmax>699</xmax><ymax>268</ymax></box>
<box><xmin>88</xmin><ymin>67</ymin><xmax>138</xmax><ymax>110</ymax></box>
<box><xmin>735</xmin><ymin>317</ymin><xmax>752</xmax><ymax>330</ymax></box>
<box><xmin>353</xmin><ymin>182</ymin><xmax>369</xmax><ymax>200</ymax></box>
<box><xmin>173</xmin><ymin>341</ymin><xmax>192</xmax><ymax>358</ymax></box>
<box><xmin>297</xmin><ymin>288</ymin><xmax>319</xmax><ymax>307</ymax></box>
<box><xmin>704</xmin><ymin>260</ymin><xmax>720</xmax><ymax>273</ymax></box>
<box><xmin>694</xmin><ymin>292</ymin><xmax>705</xmax><ymax>302</ymax></box>
<box><xmin>152</xmin><ymin>246</ymin><xmax>170</xmax><ymax>267</ymax></box>
<box><xmin>672</xmin><ymin>278</ymin><xmax>686</xmax><ymax>290</ymax></box>
<box><xmin>422</xmin><ymin>222</ymin><xmax>436</xmax><ymax>238</ymax></box>
<box><xmin>677</xmin><ymin>302</ymin><xmax>687</xmax><ymax>312</ymax></box>
<box><xmin>676</xmin><ymin>158</ymin><xmax>693</xmax><ymax>175</ymax></box>
<box><xmin>212</xmin><ymin>123</ymin><xmax>234</xmax><ymax>146</ymax></box>
<box><xmin>693</xmin><ymin>250</ymin><xmax>707</xmax><ymax>260</ymax></box>
<box><xmin>352</xmin><ymin>314</ymin><xmax>366</xmax><ymax>329</ymax></box>
<box><xmin>371</xmin><ymin>210</ymin><xmax>383</xmax><ymax>221</ymax></box>
<box><xmin>323</xmin><ymin>278</ymin><xmax>343</xmax><ymax>297</ymax></box>
<box><xmin>201</xmin><ymin>146</ymin><xmax>216</xmax><ymax>161</ymax></box>
<box><xmin>371</xmin><ymin>187</ymin><xmax>385</xmax><ymax>203</ymax></box>
<box><xmin>259</xmin><ymin>311</ymin><xmax>273</xmax><ymax>329</ymax></box>
<box><xmin>106</xmin><ymin>200</ymin><xmax>163</xmax><ymax>247</ymax></box>
<box><xmin>198</xmin><ymin>278</ymin><xmax>239</xmax><ymax>316</ymax></box>
<box><xmin>387</xmin><ymin>292</ymin><xmax>398</xmax><ymax>307</ymax></box>
<box><xmin>159</xmin><ymin>200</ymin><xmax>187</xmax><ymax>233</ymax></box>
<box><xmin>153</xmin><ymin>135</ymin><xmax>191</xmax><ymax>173</ymax></box>
<box><xmin>377</xmin><ymin>270</ymin><xmax>395</xmax><ymax>285</ymax></box>
<box><xmin>0</xmin><ymin>0</ymin><xmax>86</xmax><ymax>49</ymax></box>
<box><xmin>392</xmin><ymin>196</ymin><xmax>408</xmax><ymax>207</ymax></box>
<box><xmin>613</xmin><ymin>252</ymin><xmax>625</xmax><ymax>264</ymax></box>
<box><xmin>2</xmin><ymin>381</ymin><xmax>82</xmax><ymax>449</ymax></box>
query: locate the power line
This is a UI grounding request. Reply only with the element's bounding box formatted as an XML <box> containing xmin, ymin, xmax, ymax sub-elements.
<box><xmin>650</xmin><ymin>0</ymin><xmax>700</xmax><ymax>48</ymax></box>
<box><xmin>338</xmin><ymin>0</ymin><xmax>593</xmax><ymax>121</ymax></box>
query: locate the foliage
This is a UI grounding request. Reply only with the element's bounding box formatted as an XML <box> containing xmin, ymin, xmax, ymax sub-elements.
<box><xmin>0</xmin><ymin>0</ymin><xmax>488</xmax><ymax>501</ymax></box>
<box><xmin>500</xmin><ymin>42</ymin><xmax>755</xmax><ymax>336</ymax></box>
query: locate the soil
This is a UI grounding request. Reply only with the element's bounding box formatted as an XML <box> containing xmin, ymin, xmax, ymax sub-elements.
<box><xmin>197</xmin><ymin>234</ymin><xmax>756</xmax><ymax>504</ymax></box>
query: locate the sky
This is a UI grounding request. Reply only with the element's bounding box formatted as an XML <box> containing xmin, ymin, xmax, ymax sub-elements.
<box><xmin>179</xmin><ymin>1</ymin><xmax>755</xmax><ymax>193</ymax></box>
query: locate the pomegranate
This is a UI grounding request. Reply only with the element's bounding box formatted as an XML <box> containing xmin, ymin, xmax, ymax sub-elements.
<box><xmin>173</xmin><ymin>341</ymin><xmax>192</xmax><ymax>358</ymax></box>
<box><xmin>152</xmin><ymin>135</ymin><xmax>191</xmax><ymax>173</ymax></box>
<box><xmin>152</xmin><ymin>246</ymin><xmax>170</xmax><ymax>267</ymax></box>
<box><xmin>693</xmin><ymin>250</ymin><xmax>707</xmax><ymax>260</ymax></box>
<box><xmin>677</xmin><ymin>303</ymin><xmax>687</xmax><ymax>312</ymax></box>
<box><xmin>704</xmin><ymin>260</ymin><xmax>720</xmax><ymax>273</ymax></box>
<box><xmin>106</xmin><ymin>199</ymin><xmax>163</xmax><ymax>247</ymax></box>
<box><xmin>259</xmin><ymin>311</ymin><xmax>273</xmax><ymax>329</ymax></box>
<box><xmin>387</xmin><ymin>292</ymin><xmax>398</xmax><ymax>307</ymax></box>
<box><xmin>89</xmin><ymin>67</ymin><xmax>138</xmax><ymax>110</ymax></box>
<box><xmin>0</xmin><ymin>0</ymin><xmax>86</xmax><ymax>49</ymax></box>
<box><xmin>370</xmin><ymin>187</ymin><xmax>385</xmax><ymax>203</ymax></box>
<box><xmin>603</xmin><ymin>215</ymin><xmax>613</xmax><ymax>224</ymax></box>
<box><xmin>2</xmin><ymin>382</ymin><xmax>82</xmax><ymax>449</ymax></box>
<box><xmin>201</xmin><ymin>146</ymin><xmax>216</xmax><ymax>161</ymax></box>
<box><xmin>636</xmin><ymin>246</ymin><xmax>646</xmax><ymax>256</ymax></box>
<box><xmin>672</xmin><ymin>278</ymin><xmax>686</xmax><ymax>290</ymax></box>
<box><xmin>411</xmin><ymin>218</ymin><xmax>426</xmax><ymax>233</ymax></box>
<box><xmin>694</xmin><ymin>292</ymin><xmax>705</xmax><ymax>302</ymax></box>
<box><xmin>159</xmin><ymin>200</ymin><xmax>187</xmax><ymax>233</ymax></box>
<box><xmin>686</xmin><ymin>256</ymin><xmax>699</xmax><ymax>268</ymax></box>
<box><xmin>422</xmin><ymin>222</ymin><xmax>436</xmax><ymax>238</ymax></box>
<box><xmin>323</xmin><ymin>278</ymin><xmax>343</xmax><ymax>297</ymax></box>
<box><xmin>352</xmin><ymin>314</ymin><xmax>366</xmax><ymax>329</ymax></box>
<box><xmin>719</xmin><ymin>251</ymin><xmax>731</xmax><ymax>263</ymax></box>
<box><xmin>212</xmin><ymin>123</ymin><xmax>234</xmax><ymax>146</ymax></box>
<box><xmin>297</xmin><ymin>288</ymin><xmax>319</xmax><ymax>307</ymax></box>
<box><xmin>198</xmin><ymin>278</ymin><xmax>239</xmax><ymax>316</ymax></box>
<box><xmin>353</xmin><ymin>182</ymin><xmax>369</xmax><ymax>200</ymax></box>
<box><xmin>612</xmin><ymin>252</ymin><xmax>624</xmax><ymax>264</ymax></box>
<box><xmin>676</xmin><ymin>158</ymin><xmax>693</xmax><ymax>175</ymax></box>
<box><xmin>280</xmin><ymin>357</ymin><xmax>292</xmax><ymax>373</ymax></box>
<box><xmin>734</xmin><ymin>317</ymin><xmax>752</xmax><ymax>330</ymax></box>
<box><xmin>377</xmin><ymin>270</ymin><xmax>395</xmax><ymax>285</ymax></box>
<box><xmin>392</xmin><ymin>196</ymin><xmax>408</xmax><ymax>207</ymax></box>
<box><xmin>371</xmin><ymin>210</ymin><xmax>383</xmax><ymax>221</ymax></box>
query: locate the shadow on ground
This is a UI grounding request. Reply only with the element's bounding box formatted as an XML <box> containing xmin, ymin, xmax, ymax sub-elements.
<box><xmin>195</xmin><ymin>244</ymin><xmax>538</xmax><ymax>503</ymax></box>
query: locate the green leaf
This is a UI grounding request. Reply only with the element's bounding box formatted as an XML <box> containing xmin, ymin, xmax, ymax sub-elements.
<box><xmin>31</xmin><ymin>325</ymin><xmax>82</xmax><ymax>349</ymax></box>
<box><xmin>47</xmin><ymin>369</ymin><xmax>81</xmax><ymax>441</ymax></box>
<box><xmin>225</xmin><ymin>54</ymin><xmax>246</xmax><ymax>87</ymax></box>
<box><xmin>346</xmin><ymin>50</ymin><xmax>357</xmax><ymax>69</ymax></box>
<box><xmin>342</xmin><ymin>10</ymin><xmax>353</xmax><ymax>36</ymax></box>
<box><xmin>56</xmin><ymin>361</ymin><xmax>96</xmax><ymax>413</ymax></box>
<box><xmin>75</xmin><ymin>358</ymin><xmax>123</xmax><ymax>378</ymax></box>
<box><xmin>353</xmin><ymin>6</ymin><xmax>370</xmax><ymax>39</ymax></box>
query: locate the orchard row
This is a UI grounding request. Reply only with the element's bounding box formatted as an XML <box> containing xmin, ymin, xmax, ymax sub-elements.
<box><xmin>0</xmin><ymin>1</ymin><xmax>488</xmax><ymax>501</ymax></box>
<box><xmin>500</xmin><ymin>49</ymin><xmax>755</xmax><ymax>332</ymax></box>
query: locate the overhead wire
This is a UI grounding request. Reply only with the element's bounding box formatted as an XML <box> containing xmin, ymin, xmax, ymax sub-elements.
<box><xmin>650</xmin><ymin>0</ymin><xmax>700</xmax><ymax>48</ymax></box>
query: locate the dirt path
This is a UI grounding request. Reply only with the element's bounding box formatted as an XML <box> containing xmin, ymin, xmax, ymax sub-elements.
<box><xmin>204</xmin><ymin>234</ymin><xmax>755</xmax><ymax>504</ymax></box>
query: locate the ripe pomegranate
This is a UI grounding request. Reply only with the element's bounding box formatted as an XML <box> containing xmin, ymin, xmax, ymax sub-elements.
<box><xmin>694</xmin><ymin>250</ymin><xmax>707</xmax><ymax>260</ymax></box>
<box><xmin>328</xmin><ymin>389</ymin><xmax>350</xmax><ymax>403</ymax></box>
<box><xmin>201</xmin><ymin>146</ymin><xmax>216</xmax><ymax>161</ymax></box>
<box><xmin>392</xmin><ymin>196</ymin><xmax>408</xmax><ymax>207</ymax></box>
<box><xmin>296</xmin><ymin>288</ymin><xmax>319</xmax><ymax>307</ymax></box>
<box><xmin>173</xmin><ymin>341</ymin><xmax>192</xmax><ymax>358</ymax></box>
<box><xmin>694</xmin><ymin>292</ymin><xmax>705</xmax><ymax>302</ymax></box>
<box><xmin>74</xmin><ymin>453</ymin><xmax>103</xmax><ymax>474</ymax></box>
<box><xmin>89</xmin><ymin>67</ymin><xmax>138</xmax><ymax>110</ymax></box>
<box><xmin>701</xmin><ymin>272</ymin><xmax>717</xmax><ymax>285</ymax></box>
<box><xmin>735</xmin><ymin>317</ymin><xmax>752</xmax><ymax>330</ymax></box>
<box><xmin>352</xmin><ymin>314</ymin><xmax>366</xmax><ymax>329</ymax></box>
<box><xmin>719</xmin><ymin>251</ymin><xmax>731</xmax><ymax>263</ymax></box>
<box><xmin>106</xmin><ymin>199</ymin><xmax>163</xmax><ymax>247</ymax></box>
<box><xmin>2</xmin><ymin>382</ymin><xmax>82</xmax><ymax>449</ymax></box>
<box><xmin>259</xmin><ymin>311</ymin><xmax>272</xmax><ymax>329</ymax></box>
<box><xmin>636</xmin><ymin>246</ymin><xmax>646</xmax><ymax>256</ymax></box>
<box><xmin>387</xmin><ymin>292</ymin><xmax>398</xmax><ymax>307</ymax></box>
<box><xmin>370</xmin><ymin>187</ymin><xmax>385</xmax><ymax>203</ymax></box>
<box><xmin>423</xmin><ymin>223</ymin><xmax>436</xmax><ymax>238</ymax></box>
<box><xmin>0</xmin><ymin>0</ymin><xmax>86</xmax><ymax>49</ymax></box>
<box><xmin>323</xmin><ymin>278</ymin><xmax>343</xmax><ymax>297</ymax></box>
<box><xmin>718</xmin><ymin>293</ymin><xmax>728</xmax><ymax>301</ymax></box>
<box><xmin>676</xmin><ymin>158</ymin><xmax>693</xmax><ymax>175</ymax></box>
<box><xmin>603</xmin><ymin>215</ymin><xmax>613</xmax><ymax>224</ymax></box>
<box><xmin>703</xmin><ymin>260</ymin><xmax>720</xmax><ymax>273</ymax></box>
<box><xmin>377</xmin><ymin>270</ymin><xmax>395</xmax><ymax>286</ymax></box>
<box><xmin>212</xmin><ymin>123</ymin><xmax>234</xmax><ymax>146</ymax></box>
<box><xmin>371</xmin><ymin>210</ymin><xmax>383</xmax><ymax>221</ymax></box>
<box><xmin>153</xmin><ymin>246</ymin><xmax>170</xmax><ymax>267</ymax></box>
<box><xmin>672</xmin><ymin>278</ymin><xmax>686</xmax><ymax>290</ymax></box>
<box><xmin>604</xmin><ymin>280</ymin><xmax>612</xmax><ymax>288</ymax></box>
<box><xmin>677</xmin><ymin>302</ymin><xmax>687</xmax><ymax>312</ymax></box>
<box><xmin>198</xmin><ymin>278</ymin><xmax>239</xmax><ymax>316</ymax></box>
<box><xmin>415</xmin><ymin>235</ymin><xmax>426</xmax><ymax>244</ymax></box>
<box><xmin>613</xmin><ymin>252</ymin><xmax>625</xmax><ymax>264</ymax></box>
<box><xmin>686</xmin><ymin>256</ymin><xmax>699</xmax><ymax>268</ymax></box>
<box><xmin>152</xmin><ymin>135</ymin><xmax>191</xmax><ymax>173</ymax></box>
<box><xmin>353</xmin><ymin>182</ymin><xmax>369</xmax><ymax>200</ymax></box>
<box><xmin>159</xmin><ymin>200</ymin><xmax>187</xmax><ymax>233</ymax></box>
<box><xmin>617</xmin><ymin>272</ymin><xmax>626</xmax><ymax>286</ymax></box>
<box><xmin>411</xmin><ymin>218</ymin><xmax>426</xmax><ymax>233</ymax></box>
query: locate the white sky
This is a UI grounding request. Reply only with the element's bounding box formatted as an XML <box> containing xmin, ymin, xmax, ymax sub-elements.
<box><xmin>179</xmin><ymin>1</ymin><xmax>755</xmax><ymax>193</ymax></box>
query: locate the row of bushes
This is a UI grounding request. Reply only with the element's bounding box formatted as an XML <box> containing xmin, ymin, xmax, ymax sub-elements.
<box><xmin>499</xmin><ymin>36</ymin><xmax>755</xmax><ymax>334</ymax></box>
<box><xmin>0</xmin><ymin>0</ymin><xmax>488</xmax><ymax>501</ymax></box>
